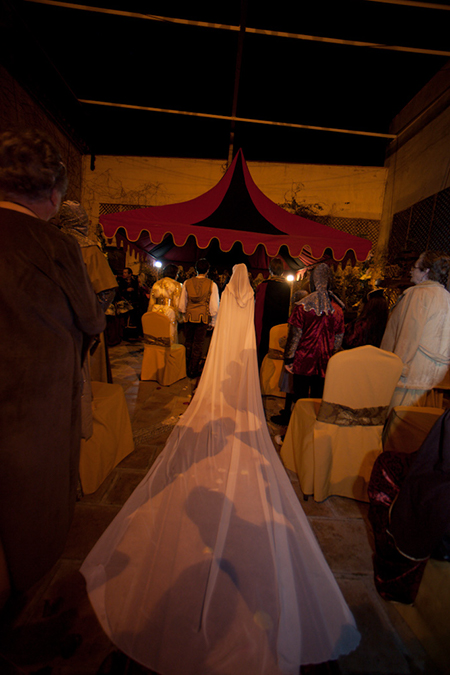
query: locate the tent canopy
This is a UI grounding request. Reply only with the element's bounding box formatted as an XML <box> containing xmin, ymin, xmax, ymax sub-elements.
<box><xmin>100</xmin><ymin>150</ymin><xmax>372</xmax><ymax>268</ymax></box>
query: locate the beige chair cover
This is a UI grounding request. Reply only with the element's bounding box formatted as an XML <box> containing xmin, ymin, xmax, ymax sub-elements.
<box><xmin>141</xmin><ymin>312</ymin><xmax>186</xmax><ymax>386</ymax></box>
<box><xmin>382</xmin><ymin>405</ymin><xmax>445</xmax><ymax>455</ymax></box>
<box><xmin>89</xmin><ymin>333</ymin><xmax>109</xmax><ymax>383</ymax></box>
<box><xmin>260</xmin><ymin>323</ymin><xmax>288</xmax><ymax>397</ymax></box>
<box><xmin>279</xmin><ymin>399</ymin><xmax>322</xmax><ymax>495</ymax></box>
<box><xmin>281</xmin><ymin>346</ymin><xmax>403</xmax><ymax>502</ymax></box>
<box><xmin>81</xmin><ymin>264</ymin><xmax>359</xmax><ymax>674</ymax></box>
<box><xmin>79</xmin><ymin>381</ymin><xmax>135</xmax><ymax>494</ymax></box>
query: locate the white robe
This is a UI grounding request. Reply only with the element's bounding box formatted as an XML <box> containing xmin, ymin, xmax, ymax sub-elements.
<box><xmin>81</xmin><ymin>263</ymin><xmax>360</xmax><ymax>675</ymax></box>
<box><xmin>381</xmin><ymin>280</ymin><xmax>450</xmax><ymax>408</ymax></box>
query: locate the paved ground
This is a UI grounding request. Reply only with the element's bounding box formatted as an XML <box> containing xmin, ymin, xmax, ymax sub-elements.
<box><xmin>0</xmin><ymin>341</ymin><xmax>445</xmax><ymax>675</ymax></box>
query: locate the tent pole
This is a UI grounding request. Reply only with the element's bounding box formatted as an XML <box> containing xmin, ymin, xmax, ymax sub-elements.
<box><xmin>228</xmin><ymin>0</ymin><xmax>248</xmax><ymax>167</ymax></box>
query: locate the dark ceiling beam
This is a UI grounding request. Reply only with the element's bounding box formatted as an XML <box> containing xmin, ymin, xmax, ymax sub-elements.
<box><xmin>363</xmin><ymin>0</ymin><xmax>450</xmax><ymax>9</ymax></box>
<box><xmin>24</xmin><ymin>0</ymin><xmax>450</xmax><ymax>57</ymax></box>
<box><xmin>78</xmin><ymin>98</ymin><xmax>397</xmax><ymax>139</ymax></box>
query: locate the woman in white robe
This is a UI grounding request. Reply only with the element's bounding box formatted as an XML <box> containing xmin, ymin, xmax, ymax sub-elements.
<box><xmin>81</xmin><ymin>263</ymin><xmax>360</xmax><ymax>675</ymax></box>
<box><xmin>381</xmin><ymin>251</ymin><xmax>450</xmax><ymax>409</ymax></box>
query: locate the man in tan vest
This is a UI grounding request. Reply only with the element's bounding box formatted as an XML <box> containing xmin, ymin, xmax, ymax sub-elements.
<box><xmin>179</xmin><ymin>258</ymin><xmax>219</xmax><ymax>378</ymax></box>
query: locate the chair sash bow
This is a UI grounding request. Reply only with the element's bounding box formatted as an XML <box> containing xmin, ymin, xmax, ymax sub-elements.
<box><xmin>143</xmin><ymin>333</ymin><xmax>171</xmax><ymax>348</ymax></box>
<box><xmin>317</xmin><ymin>400</ymin><xmax>389</xmax><ymax>426</ymax></box>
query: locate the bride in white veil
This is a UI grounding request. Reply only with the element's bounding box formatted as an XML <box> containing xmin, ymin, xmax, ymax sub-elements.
<box><xmin>81</xmin><ymin>263</ymin><xmax>360</xmax><ymax>675</ymax></box>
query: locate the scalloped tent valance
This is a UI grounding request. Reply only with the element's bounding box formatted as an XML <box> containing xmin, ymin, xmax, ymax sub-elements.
<box><xmin>100</xmin><ymin>149</ymin><xmax>372</xmax><ymax>267</ymax></box>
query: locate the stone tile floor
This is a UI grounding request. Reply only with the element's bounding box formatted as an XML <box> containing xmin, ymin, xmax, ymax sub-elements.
<box><xmin>0</xmin><ymin>341</ymin><xmax>446</xmax><ymax>675</ymax></box>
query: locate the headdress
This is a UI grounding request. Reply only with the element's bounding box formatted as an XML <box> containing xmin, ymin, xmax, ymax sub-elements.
<box><xmin>297</xmin><ymin>263</ymin><xmax>343</xmax><ymax>315</ymax></box>
<box><xmin>55</xmin><ymin>201</ymin><xmax>98</xmax><ymax>248</ymax></box>
<box><xmin>226</xmin><ymin>263</ymin><xmax>254</xmax><ymax>307</ymax></box>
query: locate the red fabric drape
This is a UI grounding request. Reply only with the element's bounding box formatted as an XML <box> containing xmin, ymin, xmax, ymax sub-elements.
<box><xmin>101</xmin><ymin>150</ymin><xmax>372</xmax><ymax>264</ymax></box>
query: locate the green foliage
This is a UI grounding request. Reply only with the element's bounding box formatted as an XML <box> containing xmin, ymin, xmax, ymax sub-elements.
<box><xmin>333</xmin><ymin>262</ymin><xmax>368</xmax><ymax>310</ymax></box>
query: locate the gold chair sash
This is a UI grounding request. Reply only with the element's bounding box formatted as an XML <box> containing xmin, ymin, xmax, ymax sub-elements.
<box><xmin>143</xmin><ymin>333</ymin><xmax>171</xmax><ymax>348</ymax></box>
<box><xmin>317</xmin><ymin>400</ymin><xmax>389</xmax><ymax>427</ymax></box>
<box><xmin>267</xmin><ymin>348</ymin><xmax>284</xmax><ymax>360</ymax></box>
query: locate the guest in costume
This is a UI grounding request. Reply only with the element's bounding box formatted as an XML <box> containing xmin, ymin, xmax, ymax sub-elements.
<box><xmin>148</xmin><ymin>263</ymin><xmax>183</xmax><ymax>343</ymax></box>
<box><xmin>81</xmin><ymin>264</ymin><xmax>360</xmax><ymax>674</ymax></box>
<box><xmin>118</xmin><ymin>266</ymin><xmax>139</xmax><ymax>299</ymax></box>
<box><xmin>343</xmin><ymin>288</ymin><xmax>388</xmax><ymax>350</ymax></box>
<box><xmin>283</xmin><ymin>263</ymin><xmax>345</xmax><ymax>402</ymax></box>
<box><xmin>55</xmin><ymin>200</ymin><xmax>117</xmax><ymax>375</ymax></box>
<box><xmin>271</xmin><ymin>288</ymin><xmax>310</xmax><ymax>427</ymax></box>
<box><xmin>254</xmin><ymin>257</ymin><xmax>291</xmax><ymax>367</ymax></box>
<box><xmin>368</xmin><ymin>408</ymin><xmax>450</xmax><ymax>605</ymax></box>
<box><xmin>176</xmin><ymin>265</ymin><xmax>186</xmax><ymax>284</ymax></box>
<box><xmin>117</xmin><ymin>267</ymin><xmax>144</xmax><ymax>340</ymax></box>
<box><xmin>179</xmin><ymin>258</ymin><xmax>219</xmax><ymax>378</ymax></box>
<box><xmin>381</xmin><ymin>251</ymin><xmax>450</xmax><ymax>409</ymax></box>
<box><xmin>0</xmin><ymin>129</ymin><xmax>105</xmax><ymax>603</ymax></box>
<box><xmin>55</xmin><ymin>201</ymin><xmax>117</xmax><ymax>311</ymax></box>
<box><xmin>54</xmin><ymin>200</ymin><xmax>118</xmax><ymax>437</ymax></box>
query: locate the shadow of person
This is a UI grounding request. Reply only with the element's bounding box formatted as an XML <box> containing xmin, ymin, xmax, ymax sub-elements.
<box><xmin>104</xmin><ymin>486</ymin><xmax>282</xmax><ymax>675</ymax></box>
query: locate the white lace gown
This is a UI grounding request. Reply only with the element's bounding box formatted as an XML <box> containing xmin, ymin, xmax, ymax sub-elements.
<box><xmin>81</xmin><ymin>264</ymin><xmax>360</xmax><ymax>675</ymax></box>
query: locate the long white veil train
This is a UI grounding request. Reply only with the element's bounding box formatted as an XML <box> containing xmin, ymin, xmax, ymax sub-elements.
<box><xmin>81</xmin><ymin>263</ymin><xmax>360</xmax><ymax>675</ymax></box>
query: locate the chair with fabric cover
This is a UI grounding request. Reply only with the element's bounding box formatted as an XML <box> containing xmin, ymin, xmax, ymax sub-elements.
<box><xmin>382</xmin><ymin>405</ymin><xmax>445</xmax><ymax>455</ymax></box>
<box><xmin>88</xmin><ymin>332</ymin><xmax>112</xmax><ymax>383</ymax></box>
<box><xmin>259</xmin><ymin>323</ymin><xmax>288</xmax><ymax>397</ymax></box>
<box><xmin>280</xmin><ymin>345</ymin><xmax>403</xmax><ymax>502</ymax></box>
<box><xmin>430</xmin><ymin>365</ymin><xmax>450</xmax><ymax>408</ymax></box>
<box><xmin>79</xmin><ymin>381</ymin><xmax>135</xmax><ymax>495</ymax></box>
<box><xmin>141</xmin><ymin>312</ymin><xmax>186</xmax><ymax>386</ymax></box>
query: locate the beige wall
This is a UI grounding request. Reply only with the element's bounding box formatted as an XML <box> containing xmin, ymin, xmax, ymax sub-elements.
<box><xmin>386</xmin><ymin>107</ymin><xmax>450</xmax><ymax>215</ymax></box>
<box><xmin>378</xmin><ymin>63</ymin><xmax>450</xmax><ymax>251</ymax></box>
<box><xmin>81</xmin><ymin>154</ymin><xmax>387</xmax><ymax>230</ymax></box>
<box><xmin>232</xmin><ymin>162</ymin><xmax>387</xmax><ymax>220</ymax></box>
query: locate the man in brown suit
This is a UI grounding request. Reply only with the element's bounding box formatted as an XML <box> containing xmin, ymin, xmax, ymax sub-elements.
<box><xmin>179</xmin><ymin>258</ymin><xmax>219</xmax><ymax>378</ymax></box>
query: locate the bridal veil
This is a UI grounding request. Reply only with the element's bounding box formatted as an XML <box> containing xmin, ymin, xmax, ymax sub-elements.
<box><xmin>81</xmin><ymin>263</ymin><xmax>360</xmax><ymax>674</ymax></box>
